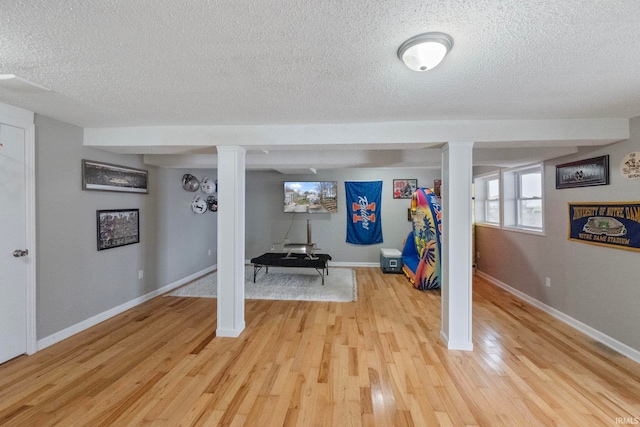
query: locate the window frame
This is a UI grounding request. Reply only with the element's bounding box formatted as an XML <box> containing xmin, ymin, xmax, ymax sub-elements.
<box><xmin>502</xmin><ymin>163</ymin><xmax>546</xmax><ymax>235</ymax></box>
<box><xmin>473</xmin><ymin>171</ymin><xmax>501</xmax><ymax>228</ymax></box>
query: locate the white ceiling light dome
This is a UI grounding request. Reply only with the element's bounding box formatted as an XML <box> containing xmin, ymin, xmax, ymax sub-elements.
<box><xmin>398</xmin><ymin>32</ymin><xmax>454</xmax><ymax>72</ymax></box>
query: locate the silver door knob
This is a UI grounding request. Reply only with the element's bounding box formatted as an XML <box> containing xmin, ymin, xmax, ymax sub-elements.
<box><xmin>12</xmin><ymin>249</ymin><xmax>28</xmax><ymax>257</ymax></box>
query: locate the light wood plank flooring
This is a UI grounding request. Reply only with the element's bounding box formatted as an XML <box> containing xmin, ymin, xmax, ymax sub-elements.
<box><xmin>1</xmin><ymin>268</ymin><xmax>639</xmax><ymax>426</ymax></box>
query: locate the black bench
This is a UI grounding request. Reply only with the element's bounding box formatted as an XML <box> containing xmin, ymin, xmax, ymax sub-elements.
<box><xmin>250</xmin><ymin>253</ymin><xmax>332</xmax><ymax>285</ymax></box>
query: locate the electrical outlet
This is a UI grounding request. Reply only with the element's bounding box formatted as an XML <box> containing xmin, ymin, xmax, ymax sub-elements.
<box><xmin>139</xmin><ymin>270</ymin><xmax>144</xmax><ymax>279</ymax></box>
<box><xmin>545</xmin><ymin>277</ymin><xmax>551</xmax><ymax>288</ymax></box>
<box><xmin>208</xmin><ymin>249</ymin><xmax>211</xmax><ymax>256</ymax></box>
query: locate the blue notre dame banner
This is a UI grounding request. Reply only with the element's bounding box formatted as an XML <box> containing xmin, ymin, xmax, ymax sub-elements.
<box><xmin>345</xmin><ymin>181</ymin><xmax>383</xmax><ymax>245</ymax></box>
<box><xmin>568</xmin><ymin>202</ymin><xmax>640</xmax><ymax>252</ymax></box>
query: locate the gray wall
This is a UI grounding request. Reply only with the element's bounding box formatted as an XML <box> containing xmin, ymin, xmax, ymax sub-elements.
<box><xmin>245</xmin><ymin>168</ymin><xmax>441</xmax><ymax>263</ymax></box>
<box><xmin>153</xmin><ymin>168</ymin><xmax>217</xmax><ymax>286</ymax></box>
<box><xmin>476</xmin><ymin>116</ymin><xmax>640</xmax><ymax>352</ymax></box>
<box><xmin>34</xmin><ymin>115</ymin><xmax>430</xmax><ymax>340</ymax></box>
<box><xmin>37</xmin><ymin>111</ymin><xmax>638</xmax><ymax>355</ymax></box>
<box><xmin>35</xmin><ymin>115</ymin><xmax>216</xmax><ymax>339</ymax></box>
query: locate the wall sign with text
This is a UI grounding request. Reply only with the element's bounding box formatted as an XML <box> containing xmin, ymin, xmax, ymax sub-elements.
<box><xmin>568</xmin><ymin>202</ymin><xmax>640</xmax><ymax>252</ymax></box>
<box><xmin>556</xmin><ymin>155</ymin><xmax>609</xmax><ymax>189</ymax></box>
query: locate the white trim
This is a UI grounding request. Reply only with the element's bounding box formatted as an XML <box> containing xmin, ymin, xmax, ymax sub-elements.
<box><xmin>477</xmin><ymin>270</ymin><xmax>640</xmax><ymax>364</ymax></box>
<box><xmin>330</xmin><ymin>261</ymin><xmax>379</xmax><ymax>268</ymax></box>
<box><xmin>25</xmin><ymin>125</ymin><xmax>37</xmax><ymax>354</ymax></box>
<box><xmin>440</xmin><ymin>329</ymin><xmax>474</xmax><ymax>351</ymax></box>
<box><xmin>0</xmin><ymin>102</ymin><xmax>33</xmax><ymax>128</ymax></box>
<box><xmin>84</xmin><ymin>119</ymin><xmax>629</xmax><ymax>150</ymax></box>
<box><xmin>474</xmin><ymin>222</ymin><xmax>501</xmax><ymax>230</ymax></box>
<box><xmin>501</xmin><ymin>225</ymin><xmax>546</xmax><ymax>236</ymax></box>
<box><xmin>37</xmin><ymin>265</ymin><xmax>216</xmax><ymax>351</ymax></box>
<box><xmin>216</xmin><ymin>325</ymin><xmax>245</xmax><ymax>338</ymax></box>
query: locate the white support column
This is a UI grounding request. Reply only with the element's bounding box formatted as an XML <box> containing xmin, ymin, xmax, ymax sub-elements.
<box><xmin>216</xmin><ymin>146</ymin><xmax>246</xmax><ymax>337</ymax></box>
<box><xmin>440</xmin><ymin>141</ymin><xmax>474</xmax><ymax>351</ymax></box>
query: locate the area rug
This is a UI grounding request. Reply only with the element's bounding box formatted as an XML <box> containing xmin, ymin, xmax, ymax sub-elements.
<box><xmin>167</xmin><ymin>266</ymin><xmax>357</xmax><ymax>302</ymax></box>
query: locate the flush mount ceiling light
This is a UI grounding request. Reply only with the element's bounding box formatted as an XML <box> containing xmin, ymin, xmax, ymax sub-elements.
<box><xmin>0</xmin><ymin>74</ymin><xmax>50</xmax><ymax>92</ymax></box>
<box><xmin>397</xmin><ymin>32</ymin><xmax>454</xmax><ymax>72</ymax></box>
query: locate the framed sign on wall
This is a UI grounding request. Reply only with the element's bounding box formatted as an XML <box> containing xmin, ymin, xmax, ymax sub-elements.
<box><xmin>556</xmin><ymin>155</ymin><xmax>609</xmax><ymax>189</ymax></box>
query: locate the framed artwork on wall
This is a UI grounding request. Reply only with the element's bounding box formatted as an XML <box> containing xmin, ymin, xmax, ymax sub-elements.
<box><xmin>97</xmin><ymin>209</ymin><xmax>140</xmax><ymax>251</ymax></box>
<box><xmin>393</xmin><ymin>179</ymin><xmax>417</xmax><ymax>199</ymax></box>
<box><xmin>555</xmin><ymin>155</ymin><xmax>609</xmax><ymax>189</ymax></box>
<box><xmin>83</xmin><ymin>159</ymin><xmax>149</xmax><ymax>193</ymax></box>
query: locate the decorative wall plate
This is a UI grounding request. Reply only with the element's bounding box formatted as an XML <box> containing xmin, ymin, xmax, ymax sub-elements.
<box><xmin>621</xmin><ymin>152</ymin><xmax>640</xmax><ymax>179</ymax></box>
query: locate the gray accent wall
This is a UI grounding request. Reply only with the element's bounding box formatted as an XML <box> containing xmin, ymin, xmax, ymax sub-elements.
<box><xmin>476</xmin><ymin>116</ymin><xmax>640</xmax><ymax>352</ymax></box>
<box><xmin>245</xmin><ymin>169</ymin><xmax>441</xmax><ymax>263</ymax></box>
<box><xmin>35</xmin><ymin>115</ymin><xmax>216</xmax><ymax>340</ymax></box>
<box><xmin>154</xmin><ymin>168</ymin><xmax>217</xmax><ymax>286</ymax></box>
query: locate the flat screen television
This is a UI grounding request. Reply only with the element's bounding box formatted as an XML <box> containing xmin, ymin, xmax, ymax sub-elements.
<box><xmin>284</xmin><ymin>181</ymin><xmax>338</xmax><ymax>213</ymax></box>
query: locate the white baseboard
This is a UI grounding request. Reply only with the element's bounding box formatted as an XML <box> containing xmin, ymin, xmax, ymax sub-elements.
<box><xmin>440</xmin><ymin>330</ymin><xmax>474</xmax><ymax>351</ymax></box>
<box><xmin>329</xmin><ymin>261</ymin><xmax>379</xmax><ymax>268</ymax></box>
<box><xmin>36</xmin><ymin>265</ymin><xmax>217</xmax><ymax>351</ymax></box>
<box><xmin>216</xmin><ymin>323</ymin><xmax>246</xmax><ymax>338</ymax></box>
<box><xmin>476</xmin><ymin>270</ymin><xmax>640</xmax><ymax>364</ymax></box>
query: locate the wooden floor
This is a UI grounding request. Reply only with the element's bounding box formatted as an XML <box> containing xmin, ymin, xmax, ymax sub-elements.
<box><xmin>1</xmin><ymin>268</ymin><xmax>639</xmax><ymax>426</ymax></box>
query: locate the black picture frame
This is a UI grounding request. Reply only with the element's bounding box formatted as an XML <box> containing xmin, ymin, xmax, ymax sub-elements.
<box><xmin>83</xmin><ymin>159</ymin><xmax>149</xmax><ymax>193</ymax></box>
<box><xmin>556</xmin><ymin>155</ymin><xmax>609</xmax><ymax>189</ymax></box>
<box><xmin>97</xmin><ymin>209</ymin><xmax>140</xmax><ymax>251</ymax></box>
<box><xmin>393</xmin><ymin>179</ymin><xmax>417</xmax><ymax>199</ymax></box>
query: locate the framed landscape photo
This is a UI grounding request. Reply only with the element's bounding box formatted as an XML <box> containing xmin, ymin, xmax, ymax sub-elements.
<box><xmin>393</xmin><ymin>179</ymin><xmax>417</xmax><ymax>199</ymax></box>
<box><xmin>83</xmin><ymin>159</ymin><xmax>149</xmax><ymax>193</ymax></box>
<box><xmin>556</xmin><ymin>155</ymin><xmax>609</xmax><ymax>189</ymax></box>
<box><xmin>97</xmin><ymin>209</ymin><xmax>140</xmax><ymax>251</ymax></box>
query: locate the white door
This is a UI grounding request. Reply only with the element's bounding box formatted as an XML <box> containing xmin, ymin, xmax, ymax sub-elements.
<box><xmin>0</xmin><ymin>123</ymin><xmax>28</xmax><ymax>363</ymax></box>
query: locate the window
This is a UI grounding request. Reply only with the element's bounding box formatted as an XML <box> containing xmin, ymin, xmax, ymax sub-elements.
<box><xmin>474</xmin><ymin>172</ymin><xmax>500</xmax><ymax>226</ymax></box>
<box><xmin>503</xmin><ymin>163</ymin><xmax>544</xmax><ymax>234</ymax></box>
<box><xmin>486</xmin><ymin>177</ymin><xmax>500</xmax><ymax>224</ymax></box>
<box><xmin>516</xmin><ymin>168</ymin><xmax>542</xmax><ymax>228</ymax></box>
<box><xmin>474</xmin><ymin>163</ymin><xmax>545</xmax><ymax>234</ymax></box>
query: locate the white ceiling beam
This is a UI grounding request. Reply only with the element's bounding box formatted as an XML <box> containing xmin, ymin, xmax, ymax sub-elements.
<box><xmin>144</xmin><ymin>148</ymin><xmax>445</xmax><ymax>170</ymax></box>
<box><xmin>86</xmin><ymin>119</ymin><xmax>629</xmax><ymax>152</ymax></box>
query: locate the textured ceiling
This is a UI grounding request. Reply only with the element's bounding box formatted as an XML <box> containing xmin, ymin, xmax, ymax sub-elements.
<box><xmin>1</xmin><ymin>0</ymin><xmax>639</xmax><ymax>169</ymax></box>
